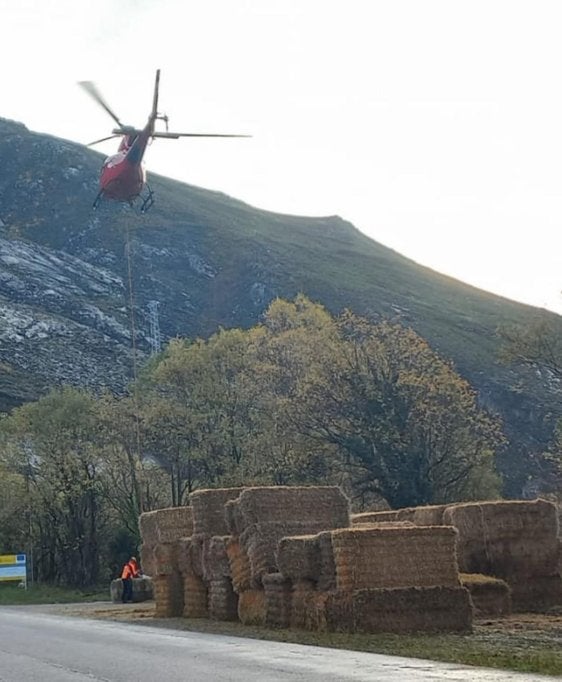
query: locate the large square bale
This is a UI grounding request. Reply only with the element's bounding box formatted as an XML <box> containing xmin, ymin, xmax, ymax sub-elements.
<box><xmin>331</xmin><ymin>525</ymin><xmax>460</xmax><ymax>591</ymax></box>
<box><xmin>443</xmin><ymin>499</ymin><xmax>560</xmax><ymax>578</ymax></box>
<box><xmin>324</xmin><ymin>586</ymin><xmax>472</xmax><ymax>634</ymax></box>
<box><xmin>139</xmin><ymin>506</ymin><xmax>193</xmax><ymax>544</ymax></box>
<box><xmin>263</xmin><ymin>573</ymin><xmax>292</xmax><ymax>628</ymax></box>
<box><xmin>277</xmin><ymin>535</ymin><xmax>320</xmax><ymax>583</ymax></box>
<box><xmin>234</xmin><ymin>486</ymin><xmax>350</xmax><ymax>532</ymax></box>
<box><xmin>189</xmin><ymin>488</ymin><xmax>245</xmax><ymax>536</ymax></box>
<box><xmin>460</xmin><ymin>573</ymin><xmax>512</xmax><ymax>617</ymax></box>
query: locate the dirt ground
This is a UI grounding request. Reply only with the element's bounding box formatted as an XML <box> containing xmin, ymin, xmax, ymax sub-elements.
<box><xmin>44</xmin><ymin>600</ymin><xmax>562</xmax><ymax>649</ymax></box>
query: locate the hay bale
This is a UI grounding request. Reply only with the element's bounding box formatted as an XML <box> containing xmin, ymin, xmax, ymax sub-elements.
<box><xmin>351</xmin><ymin>511</ymin><xmax>398</xmax><ymax>524</ymax></box>
<box><xmin>331</xmin><ymin>525</ymin><xmax>460</xmax><ymax>591</ymax></box>
<box><xmin>139</xmin><ymin>506</ymin><xmax>193</xmax><ymax>544</ymax></box>
<box><xmin>188</xmin><ymin>534</ymin><xmax>206</xmax><ymax>579</ymax></box>
<box><xmin>277</xmin><ymin>535</ymin><xmax>320</xmax><ymax>583</ymax></box>
<box><xmin>176</xmin><ymin>537</ymin><xmax>193</xmax><ymax>575</ymax></box>
<box><xmin>233</xmin><ymin>486</ymin><xmax>350</xmax><ymax>532</ymax></box>
<box><xmin>189</xmin><ymin>487</ymin><xmax>244</xmax><ymax>536</ymax></box>
<box><xmin>153</xmin><ymin>542</ymin><xmax>178</xmax><ymax>576</ymax></box>
<box><xmin>226</xmin><ymin>538</ymin><xmax>252</xmax><ymax>593</ymax></box>
<box><xmin>316</xmin><ymin>531</ymin><xmax>337</xmax><ymax>592</ymax></box>
<box><xmin>182</xmin><ymin>570</ymin><xmax>208</xmax><ymax>618</ymax></box>
<box><xmin>203</xmin><ymin>536</ymin><xmax>232</xmax><ymax>582</ymax></box>
<box><xmin>153</xmin><ymin>574</ymin><xmax>183</xmax><ymax>617</ymax></box>
<box><xmin>290</xmin><ymin>579</ymin><xmax>316</xmax><ymax>630</ymax></box>
<box><xmin>238</xmin><ymin>589</ymin><xmax>266</xmax><ymax>625</ymax></box>
<box><xmin>325</xmin><ymin>586</ymin><xmax>472</xmax><ymax>634</ymax></box>
<box><xmin>263</xmin><ymin>573</ymin><xmax>292</xmax><ymax>628</ymax></box>
<box><xmin>443</xmin><ymin>498</ymin><xmax>560</xmax><ymax>578</ymax></box>
<box><xmin>140</xmin><ymin>543</ymin><xmax>156</xmax><ymax>577</ymax></box>
<box><xmin>208</xmin><ymin>577</ymin><xmax>238</xmax><ymax>621</ymax></box>
<box><xmin>139</xmin><ymin>511</ymin><xmax>160</xmax><ymax>546</ymax></box>
<box><xmin>225</xmin><ymin>499</ymin><xmax>245</xmax><ymax>536</ymax></box>
<box><xmin>110</xmin><ymin>577</ymin><xmax>153</xmax><ymax>603</ymax></box>
<box><xmin>240</xmin><ymin>521</ymin><xmax>317</xmax><ymax>586</ymax></box>
<box><xmin>460</xmin><ymin>573</ymin><xmax>512</xmax><ymax>617</ymax></box>
<box><xmin>509</xmin><ymin>576</ymin><xmax>562</xmax><ymax>612</ymax></box>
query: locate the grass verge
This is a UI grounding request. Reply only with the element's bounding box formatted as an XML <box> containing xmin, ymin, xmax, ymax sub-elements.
<box><xmin>0</xmin><ymin>584</ymin><xmax>108</xmax><ymax>605</ymax></box>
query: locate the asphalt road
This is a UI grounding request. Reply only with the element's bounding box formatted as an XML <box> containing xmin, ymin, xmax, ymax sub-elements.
<box><xmin>0</xmin><ymin>608</ymin><xmax>549</xmax><ymax>681</ymax></box>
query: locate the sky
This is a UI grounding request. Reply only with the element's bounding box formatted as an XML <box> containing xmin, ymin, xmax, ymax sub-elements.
<box><xmin>1</xmin><ymin>0</ymin><xmax>561</xmax><ymax>314</ymax></box>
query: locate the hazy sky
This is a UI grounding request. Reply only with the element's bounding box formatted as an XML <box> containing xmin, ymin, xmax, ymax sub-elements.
<box><xmin>1</xmin><ymin>0</ymin><xmax>561</xmax><ymax>314</ymax></box>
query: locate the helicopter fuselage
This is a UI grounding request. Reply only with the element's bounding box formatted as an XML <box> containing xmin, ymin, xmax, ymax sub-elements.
<box><xmin>99</xmin><ymin>128</ymin><xmax>151</xmax><ymax>202</ymax></box>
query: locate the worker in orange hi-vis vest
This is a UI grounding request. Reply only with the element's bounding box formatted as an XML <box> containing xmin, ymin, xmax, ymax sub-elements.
<box><xmin>120</xmin><ymin>556</ymin><xmax>140</xmax><ymax>604</ymax></box>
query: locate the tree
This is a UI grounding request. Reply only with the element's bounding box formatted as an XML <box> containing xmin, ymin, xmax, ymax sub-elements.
<box><xmin>0</xmin><ymin>387</ymin><xmax>104</xmax><ymax>586</ymax></box>
<box><xmin>259</xmin><ymin>299</ymin><xmax>504</xmax><ymax>507</ymax></box>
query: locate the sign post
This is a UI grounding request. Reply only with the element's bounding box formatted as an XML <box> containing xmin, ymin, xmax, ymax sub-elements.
<box><xmin>0</xmin><ymin>554</ymin><xmax>27</xmax><ymax>588</ymax></box>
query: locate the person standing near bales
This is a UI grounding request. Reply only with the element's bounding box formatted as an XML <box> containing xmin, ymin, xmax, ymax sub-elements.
<box><xmin>121</xmin><ymin>556</ymin><xmax>140</xmax><ymax>603</ymax></box>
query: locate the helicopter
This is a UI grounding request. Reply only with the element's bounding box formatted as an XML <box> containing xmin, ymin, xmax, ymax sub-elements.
<box><xmin>79</xmin><ymin>70</ymin><xmax>250</xmax><ymax>213</ymax></box>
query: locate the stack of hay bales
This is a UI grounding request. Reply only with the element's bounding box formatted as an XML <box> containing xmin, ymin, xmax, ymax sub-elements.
<box><xmin>226</xmin><ymin>486</ymin><xmax>350</xmax><ymax>626</ymax></box>
<box><xmin>443</xmin><ymin>499</ymin><xmax>562</xmax><ymax>611</ymax></box>
<box><xmin>189</xmin><ymin>488</ymin><xmax>244</xmax><ymax>621</ymax></box>
<box><xmin>138</xmin><ymin>506</ymin><xmax>193</xmax><ymax>617</ymax></box>
<box><xmin>321</xmin><ymin>524</ymin><xmax>472</xmax><ymax>633</ymax></box>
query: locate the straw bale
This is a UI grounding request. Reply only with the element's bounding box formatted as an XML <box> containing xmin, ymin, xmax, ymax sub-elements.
<box><xmin>110</xmin><ymin>577</ymin><xmax>153</xmax><ymax>603</ymax></box>
<box><xmin>182</xmin><ymin>571</ymin><xmax>208</xmax><ymax>618</ymax></box>
<box><xmin>176</xmin><ymin>537</ymin><xmax>193</xmax><ymax>575</ymax></box>
<box><xmin>460</xmin><ymin>573</ymin><xmax>511</xmax><ymax>617</ymax></box>
<box><xmin>233</xmin><ymin>486</ymin><xmax>350</xmax><ymax>532</ymax></box>
<box><xmin>189</xmin><ymin>487</ymin><xmax>244</xmax><ymax>536</ymax></box>
<box><xmin>238</xmin><ymin>589</ymin><xmax>266</xmax><ymax>626</ymax></box>
<box><xmin>208</xmin><ymin>577</ymin><xmax>238</xmax><ymax>621</ymax></box>
<box><xmin>203</xmin><ymin>536</ymin><xmax>232</xmax><ymax>582</ymax></box>
<box><xmin>153</xmin><ymin>574</ymin><xmax>183</xmax><ymax>617</ymax></box>
<box><xmin>290</xmin><ymin>580</ymin><xmax>316</xmax><ymax>630</ymax></box>
<box><xmin>226</xmin><ymin>538</ymin><xmax>252</xmax><ymax>593</ymax></box>
<box><xmin>140</xmin><ymin>543</ymin><xmax>156</xmax><ymax>577</ymax></box>
<box><xmin>277</xmin><ymin>535</ymin><xmax>320</xmax><ymax>583</ymax></box>
<box><xmin>240</xmin><ymin>521</ymin><xmax>317</xmax><ymax>586</ymax></box>
<box><xmin>443</xmin><ymin>498</ymin><xmax>560</xmax><ymax>578</ymax></box>
<box><xmin>139</xmin><ymin>511</ymin><xmax>160</xmax><ymax>546</ymax></box>
<box><xmin>324</xmin><ymin>586</ymin><xmax>472</xmax><ymax>634</ymax></box>
<box><xmin>225</xmin><ymin>499</ymin><xmax>244</xmax><ymax>536</ymax></box>
<box><xmin>263</xmin><ymin>573</ymin><xmax>292</xmax><ymax>628</ymax></box>
<box><xmin>139</xmin><ymin>506</ymin><xmax>193</xmax><ymax>544</ymax></box>
<box><xmin>153</xmin><ymin>542</ymin><xmax>179</xmax><ymax>577</ymax></box>
<box><xmin>188</xmin><ymin>534</ymin><xmax>206</xmax><ymax>579</ymax></box>
<box><xmin>316</xmin><ymin>531</ymin><xmax>337</xmax><ymax>592</ymax></box>
<box><xmin>509</xmin><ymin>576</ymin><xmax>562</xmax><ymax>612</ymax></box>
<box><xmin>331</xmin><ymin>525</ymin><xmax>460</xmax><ymax>591</ymax></box>
<box><xmin>351</xmin><ymin>511</ymin><xmax>398</xmax><ymax>524</ymax></box>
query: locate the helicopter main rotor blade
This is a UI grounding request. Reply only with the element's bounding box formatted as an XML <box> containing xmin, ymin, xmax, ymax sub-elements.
<box><xmin>152</xmin><ymin>132</ymin><xmax>251</xmax><ymax>139</ymax></box>
<box><xmin>78</xmin><ymin>81</ymin><xmax>124</xmax><ymax>129</ymax></box>
<box><xmin>87</xmin><ymin>134</ymin><xmax>121</xmax><ymax>147</ymax></box>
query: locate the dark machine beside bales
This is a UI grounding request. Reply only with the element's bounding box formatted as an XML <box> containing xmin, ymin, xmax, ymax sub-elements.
<box><xmin>138</xmin><ymin>487</ymin><xmax>562</xmax><ymax>634</ymax></box>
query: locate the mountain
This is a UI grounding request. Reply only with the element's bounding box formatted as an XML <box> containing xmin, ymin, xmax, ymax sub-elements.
<box><xmin>0</xmin><ymin>117</ymin><xmax>560</xmax><ymax>495</ymax></box>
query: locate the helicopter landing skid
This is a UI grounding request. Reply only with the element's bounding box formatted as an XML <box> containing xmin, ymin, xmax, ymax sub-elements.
<box><xmin>140</xmin><ymin>186</ymin><xmax>155</xmax><ymax>214</ymax></box>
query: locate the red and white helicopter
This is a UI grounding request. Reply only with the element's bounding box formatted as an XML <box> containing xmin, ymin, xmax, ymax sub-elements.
<box><xmin>79</xmin><ymin>70</ymin><xmax>249</xmax><ymax>213</ymax></box>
